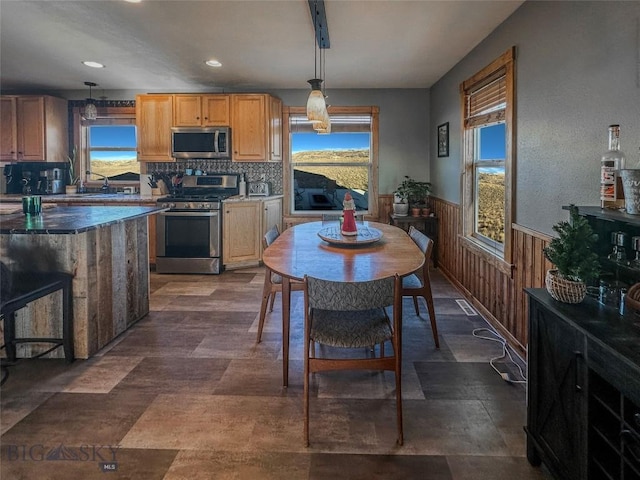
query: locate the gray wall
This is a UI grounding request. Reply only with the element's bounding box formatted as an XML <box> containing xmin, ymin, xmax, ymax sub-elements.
<box><xmin>430</xmin><ymin>0</ymin><xmax>640</xmax><ymax>235</ymax></box>
<box><xmin>58</xmin><ymin>87</ymin><xmax>431</xmax><ymax>197</ymax></box>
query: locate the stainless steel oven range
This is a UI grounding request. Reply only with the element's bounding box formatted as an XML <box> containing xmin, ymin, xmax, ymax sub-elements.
<box><xmin>156</xmin><ymin>173</ymin><xmax>240</xmax><ymax>274</ymax></box>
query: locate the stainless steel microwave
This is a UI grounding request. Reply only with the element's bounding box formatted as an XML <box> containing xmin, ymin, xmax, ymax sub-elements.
<box><xmin>171</xmin><ymin>127</ymin><xmax>231</xmax><ymax>159</ymax></box>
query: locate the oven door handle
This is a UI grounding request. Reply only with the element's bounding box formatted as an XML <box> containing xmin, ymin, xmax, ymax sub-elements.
<box><xmin>159</xmin><ymin>211</ymin><xmax>219</xmax><ymax>217</ymax></box>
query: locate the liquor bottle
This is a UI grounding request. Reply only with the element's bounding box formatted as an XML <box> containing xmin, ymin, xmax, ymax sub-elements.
<box><xmin>600</xmin><ymin>124</ymin><xmax>626</xmax><ymax>209</ymax></box>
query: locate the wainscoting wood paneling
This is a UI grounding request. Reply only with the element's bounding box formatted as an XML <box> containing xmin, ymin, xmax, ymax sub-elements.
<box><xmin>430</xmin><ymin>197</ymin><xmax>552</xmax><ymax>359</ymax></box>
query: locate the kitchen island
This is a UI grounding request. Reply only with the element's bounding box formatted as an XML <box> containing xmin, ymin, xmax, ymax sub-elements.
<box><xmin>0</xmin><ymin>205</ymin><xmax>165</xmax><ymax>359</ymax></box>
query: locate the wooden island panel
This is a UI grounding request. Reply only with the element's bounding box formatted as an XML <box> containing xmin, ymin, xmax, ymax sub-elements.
<box><xmin>0</xmin><ymin>206</ymin><xmax>160</xmax><ymax>359</ymax></box>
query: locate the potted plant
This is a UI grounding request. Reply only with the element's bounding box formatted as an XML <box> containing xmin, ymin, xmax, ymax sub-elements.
<box><xmin>395</xmin><ymin>176</ymin><xmax>432</xmax><ymax>217</ymax></box>
<box><xmin>407</xmin><ymin>179</ymin><xmax>431</xmax><ymax>208</ymax></box>
<box><xmin>66</xmin><ymin>146</ymin><xmax>79</xmax><ymax>194</ymax></box>
<box><xmin>393</xmin><ymin>177</ymin><xmax>411</xmax><ymax>216</ymax></box>
<box><xmin>543</xmin><ymin>205</ymin><xmax>600</xmax><ymax>303</ymax></box>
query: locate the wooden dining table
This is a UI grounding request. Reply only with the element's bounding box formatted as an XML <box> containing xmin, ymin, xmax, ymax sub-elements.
<box><xmin>261</xmin><ymin>221</ymin><xmax>425</xmax><ymax>386</ymax></box>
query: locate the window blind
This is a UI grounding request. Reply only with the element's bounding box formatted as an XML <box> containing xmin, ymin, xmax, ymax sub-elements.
<box><xmin>464</xmin><ymin>70</ymin><xmax>506</xmax><ymax>128</ymax></box>
<box><xmin>290</xmin><ymin>114</ymin><xmax>371</xmax><ymax>133</ymax></box>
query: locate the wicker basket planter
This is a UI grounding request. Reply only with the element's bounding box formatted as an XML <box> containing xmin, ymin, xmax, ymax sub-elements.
<box><xmin>625</xmin><ymin>282</ymin><xmax>640</xmax><ymax>314</ymax></box>
<box><xmin>545</xmin><ymin>269</ymin><xmax>587</xmax><ymax>304</ymax></box>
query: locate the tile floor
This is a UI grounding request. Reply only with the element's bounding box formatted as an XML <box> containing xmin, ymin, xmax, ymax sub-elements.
<box><xmin>0</xmin><ymin>267</ymin><xmax>551</xmax><ymax>479</ymax></box>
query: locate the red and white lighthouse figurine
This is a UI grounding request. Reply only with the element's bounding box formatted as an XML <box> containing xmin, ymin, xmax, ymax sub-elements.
<box><xmin>341</xmin><ymin>192</ymin><xmax>358</xmax><ymax>236</ymax></box>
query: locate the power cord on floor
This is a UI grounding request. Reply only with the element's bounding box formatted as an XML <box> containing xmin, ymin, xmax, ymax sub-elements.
<box><xmin>472</xmin><ymin>327</ymin><xmax>527</xmax><ymax>384</ymax></box>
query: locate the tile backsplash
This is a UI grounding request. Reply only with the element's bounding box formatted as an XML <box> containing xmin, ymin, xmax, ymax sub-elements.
<box><xmin>145</xmin><ymin>160</ymin><xmax>283</xmax><ymax>194</ymax></box>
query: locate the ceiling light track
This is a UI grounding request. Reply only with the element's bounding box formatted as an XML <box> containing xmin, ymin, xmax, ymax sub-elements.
<box><xmin>307</xmin><ymin>0</ymin><xmax>330</xmax><ymax>49</ymax></box>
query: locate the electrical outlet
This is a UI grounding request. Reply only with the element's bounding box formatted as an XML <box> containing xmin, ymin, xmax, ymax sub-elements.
<box><xmin>260</xmin><ymin>174</ymin><xmax>266</xmax><ymax>182</ymax></box>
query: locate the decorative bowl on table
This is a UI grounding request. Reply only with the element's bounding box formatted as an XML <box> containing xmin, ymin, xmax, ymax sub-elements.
<box><xmin>317</xmin><ymin>226</ymin><xmax>383</xmax><ymax>246</ymax></box>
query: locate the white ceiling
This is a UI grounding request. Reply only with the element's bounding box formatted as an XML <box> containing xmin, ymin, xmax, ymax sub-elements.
<box><xmin>0</xmin><ymin>0</ymin><xmax>524</xmax><ymax>93</ymax></box>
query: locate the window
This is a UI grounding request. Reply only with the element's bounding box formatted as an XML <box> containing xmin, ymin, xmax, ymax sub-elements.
<box><xmin>460</xmin><ymin>47</ymin><xmax>515</xmax><ymax>264</ymax></box>
<box><xmin>87</xmin><ymin>124</ymin><xmax>139</xmax><ymax>182</ymax></box>
<box><xmin>285</xmin><ymin>107</ymin><xmax>379</xmax><ymax>216</ymax></box>
<box><xmin>72</xmin><ymin>106</ymin><xmax>139</xmax><ymax>185</ymax></box>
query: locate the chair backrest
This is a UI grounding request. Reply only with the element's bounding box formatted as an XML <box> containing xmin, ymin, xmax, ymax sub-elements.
<box><xmin>408</xmin><ymin>225</ymin><xmax>434</xmax><ymax>261</ymax></box>
<box><xmin>305</xmin><ymin>276</ymin><xmax>396</xmax><ymax>311</ymax></box>
<box><xmin>321</xmin><ymin>213</ymin><xmax>364</xmax><ymax>226</ymax></box>
<box><xmin>263</xmin><ymin>224</ymin><xmax>280</xmax><ymax>249</ymax></box>
<box><xmin>321</xmin><ymin>214</ymin><xmax>342</xmax><ymax>225</ymax></box>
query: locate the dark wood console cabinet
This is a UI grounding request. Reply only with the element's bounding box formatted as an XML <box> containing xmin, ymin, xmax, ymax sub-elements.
<box><xmin>526</xmin><ymin>288</ymin><xmax>640</xmax><ymax>480</ymax></box>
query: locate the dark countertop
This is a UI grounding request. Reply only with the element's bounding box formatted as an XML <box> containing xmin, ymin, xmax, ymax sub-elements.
<box><xmin>0</xmin><ymin>205</ymin><xmax>166</xmax><ymax>234</ymax></box>
<box><xmin>1</xmin><ymin>193</ymin><xmax>157</xmax><ymax>204</ymax></box>
<box><xmin>525</xmin><ymin>288</ymin><xmax>640</xmax><ymax>372</ymax></box>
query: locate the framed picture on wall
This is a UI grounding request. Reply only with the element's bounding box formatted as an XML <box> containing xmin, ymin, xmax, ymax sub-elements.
<box><xmin>437</xmin><ymin>122</ymin><xmax>449</xmax><ymax>157</ymax></box>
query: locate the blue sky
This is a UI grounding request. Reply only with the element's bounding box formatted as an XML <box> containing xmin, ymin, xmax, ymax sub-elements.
<box><xmin>90</xmin><ymin>125</ymin><xmax>137</xmax><ymax>161</ymax></box>
<box><xmin>479</xmin><ymin>123</ymin><xmax>506</xmax><ymax>160</ymax></box>
<box><xmin>292</xmin><ymin>133</ymin><xmax>370</xmax><ymax>153</ymax></box>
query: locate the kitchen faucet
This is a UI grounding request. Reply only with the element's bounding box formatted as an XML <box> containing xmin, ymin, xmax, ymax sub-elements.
<box><xmin>86</xmin><ymin>171</ymin><xmax>110</xmax><ymax>192</ymax></box>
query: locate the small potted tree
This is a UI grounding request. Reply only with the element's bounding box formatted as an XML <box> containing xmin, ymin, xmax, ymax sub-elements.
<box><xmin>543</xmin><ymin>205</ymin><xmax>600</xmax><ymax>303</ymax></box>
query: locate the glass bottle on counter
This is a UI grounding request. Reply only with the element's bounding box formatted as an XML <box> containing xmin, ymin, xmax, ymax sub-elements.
<box><xmin>600</xmin><ymin>124</ymin><xmax>626</xmax><ymax>209</ymax></box>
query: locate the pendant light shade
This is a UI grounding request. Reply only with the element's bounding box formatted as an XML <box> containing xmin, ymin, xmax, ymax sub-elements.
<box><xmin>84</xmin><ymin>81</ymin><xmax>98</xmax><ymax>120</ymax></box>
<box><xmin>314</xmin><ymin>108</ymin><xmax>331</xmax><ymax>134</ymax></box>
<box><xmin>307</xmin><ymin>79</ymin><xmax>326</xmax><ymax>123</ymax></box>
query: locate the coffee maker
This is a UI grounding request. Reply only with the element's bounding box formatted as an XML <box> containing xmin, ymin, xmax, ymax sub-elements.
<box><xmin>3</xmin><ymin>164</ymin><xmax>24</xmax><ymax>194</ymax></box>
<box><xmin>45</xmin><ymin>168</ymin><xmax>65</xmax><ymax>194</ymax></box>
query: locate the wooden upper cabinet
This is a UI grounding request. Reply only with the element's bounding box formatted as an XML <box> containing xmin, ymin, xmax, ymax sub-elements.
<box><xmin>0</xmin><ymin>95</ymin><xmax>68</xmax><ymax>162</ymax></box>
<box><xmin>231</xmin><ymin>94</ymin><xmax>267</xmax><ymax>162</ymax></box>
<box><xmin>203</xmin><ymin>95</ymin><xmax>230</xmax><ymax>126</ymax></box>
<box><xmin>0</xmin><ymin>97</ymin><xmax>17</xmax><ymax>161</ymax></box>
<box><xmin>269</xmin><ymin>96</ymin><xmax>283</xmax><ymax>162</ymax></box>
<box><xmin>136</xmin><ymin>94</ymin><xmax>174</xmax><ymax>162</ymax></box>
<box><xmin>231</xmin><ymin>94</ymin><xmax>282</xmax><ymax>162</ymax></box>
<box><xmin>174</xmin><ymin>94</ymin><xmax>230</xmax><ymax>126</ymax></box>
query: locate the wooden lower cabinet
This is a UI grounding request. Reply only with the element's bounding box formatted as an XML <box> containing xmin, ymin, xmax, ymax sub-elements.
<box><xmin>525</xmin><ymin>289</ymin><xmax>640</xmax><ymax>480</ymax></box>
<box><xmin>148</xmin><ymin>214</ymin><xmax>157</xmax><ymax>264</ymax></box>
<box><xmin>223</xmin><ymin>197</ymin><xmax>283</xmax><ymax>268</ymax></box>
<box><xmin>223</xmin><ymin>201</ymin><xmax>263</xmax><ymax>267</ymax></box>
<box><xmin>262</xmin><ymin>197</ymin><xmax>282</xmax><ymax>237</ymax></box>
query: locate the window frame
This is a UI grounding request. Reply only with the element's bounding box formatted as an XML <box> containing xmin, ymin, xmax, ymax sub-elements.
<box><xmin>71</xmin><ymin>106</ymin><xmax>138</xmax><ymax>187</ymax></box>
<box><xmin>283</xmin><ymin>106</ymin><xmax>379</xmax><ymax>218</ymax></box>
<box><xmin>460</xmin><ymin>47</ymin><xmax>515</xmax><ymax>270</ymax></box>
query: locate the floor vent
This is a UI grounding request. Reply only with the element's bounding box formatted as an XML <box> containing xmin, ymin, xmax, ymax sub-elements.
<box><xmin>456</xmin><ymin>299</ymin><xmax>478</xmax><ymax>316</ymax></box>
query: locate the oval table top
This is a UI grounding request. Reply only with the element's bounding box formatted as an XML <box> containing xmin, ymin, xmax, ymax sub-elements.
<box><xmin>262</xmin><ymin>221</ymin><xmax>424</xmax><ymax>282</ymax></box>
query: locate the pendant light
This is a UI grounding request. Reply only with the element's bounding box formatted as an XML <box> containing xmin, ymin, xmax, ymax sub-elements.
<box><xmin>306</xmin><ymin>0</ymin><xmax>326</xmax><ymax>123</ymax></box>
<box><xmin>84</xmin><ymin>81</ymin><xmax>98</xmax><ymax>120</ymax></box>
<box><xmin>314</xmin><ymin>46</ymin><xmax>331</xmax><ymax>134</ymax></box>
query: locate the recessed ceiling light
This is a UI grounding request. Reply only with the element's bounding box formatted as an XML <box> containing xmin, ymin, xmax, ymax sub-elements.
<box><xmin>205</xmin><ymin>59</ymin><xmax>222</xmax><ymax>68</ymax></box>
<box><xmin>82</xmin><ymin>61</ymin><xmax>105</xmax><ymax>69</ymax></box>
<box><xmin>123</xmin><ymin>0</ymin><xmax>142</xmax><ymax>3</ymax></box>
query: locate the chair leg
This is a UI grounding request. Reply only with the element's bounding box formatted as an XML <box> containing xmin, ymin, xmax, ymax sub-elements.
<box><xmin>423</xmin><ymin>281</ymin><xmax>440</xmax><ymax>349</ymax></box>
<box><xmin>268</xmin><ymin>292</ymin><xmax>276</xmax><ymax>312</ymax></box>
<box><xmin>304</xmin><ymin>339</ymin><xmax>311</xmax><ymax>446</ymax></box>
<box><xmin>395</xmin><ymin>362</ymin><xmax>403</xmax><ymax>446</ymax></box>
<box><xmin>3</xmin><ymin>312</ymin><xmax>17</xmax><ymax>363</ymax></box>
<box><xmin>412</xmin><ymin>295</ymin><xmax>420</xmax><ymax>315</ymax></box>
<box><xmin>62</xmin><ymin>278</ymin><xmax>74</xmax><ymax>362</ymax></box>
<box><xmin>257</xmin><ymin>277</ymin><xmax>272</xmax><ymax>343</ymax></box>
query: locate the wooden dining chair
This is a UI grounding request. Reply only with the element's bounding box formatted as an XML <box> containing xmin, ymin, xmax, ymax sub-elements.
<box><xmin>303</xmin><ymin>274</ymin><xmax>404</xmax><ymax>446</ymax></box>
<box><xmin>402</xmin><ymin>226</ymin><xmax>439</xmax><ymax>348</ymax></box>
<box><xmin>256</xmin><ymin>225</ymin><xmax>304</xmax><ymax>343</ymax></box>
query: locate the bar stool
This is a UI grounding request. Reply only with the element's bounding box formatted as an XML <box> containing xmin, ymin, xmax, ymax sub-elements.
<box><xmin>1</xmin><ymin>267</ymin><xmax>74</xmax><ymax>383</ymax></box>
